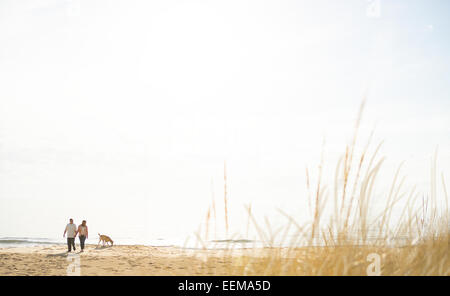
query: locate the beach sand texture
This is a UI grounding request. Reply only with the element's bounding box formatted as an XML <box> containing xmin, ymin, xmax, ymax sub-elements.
<box><xmin>0</xmin><ymin>244</ymin><xmax>272</xmax><ymax>276</ymax></box>
<box><xmin>1</xmin><ymin>241</ymin><xmax>448</xmax><ymax>276</ymax></box>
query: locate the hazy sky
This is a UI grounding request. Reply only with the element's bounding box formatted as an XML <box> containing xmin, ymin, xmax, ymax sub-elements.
<box><xmin>0</xmin><ymin>0</ymin><xmax>449</xmax><ymax>242</ymax></box>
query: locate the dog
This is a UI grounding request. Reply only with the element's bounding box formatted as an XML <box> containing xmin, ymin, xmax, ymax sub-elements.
<box><xmin>97</xmin><ymin>233</ymin><xmax>114</xmax><ymax>247</ymax></box>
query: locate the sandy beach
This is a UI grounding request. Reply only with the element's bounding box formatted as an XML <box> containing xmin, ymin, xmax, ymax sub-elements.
<box><xmin>0</xmin><ymin>244</ymin><xmax>270</xmax><ymax>276</ymax></box>
<box><xmin>1</xmin><ymin>240</ymin><xmax>448</xmax><ymax>276</ymax></box>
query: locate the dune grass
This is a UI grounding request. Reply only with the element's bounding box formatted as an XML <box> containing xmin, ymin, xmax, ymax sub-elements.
<box><xmin>191</xmin><ymin>101</ymin><xmax>449</xmax><ymax>276</ymax></box>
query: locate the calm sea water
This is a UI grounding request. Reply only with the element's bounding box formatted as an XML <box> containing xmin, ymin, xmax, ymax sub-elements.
<box><xmin>0</xmin><ymin>236</ymin><xmax>269</xmax><ymax>249</ymax></box>
<box><xmin>0</xmin><ymin>236</ymin><xmax>184</xmax><ymax>249</ymax></box>
<box><xmin>0</xmin><ymin>232</ymin><xmax>426</xmax><ymax>249</ymax></box>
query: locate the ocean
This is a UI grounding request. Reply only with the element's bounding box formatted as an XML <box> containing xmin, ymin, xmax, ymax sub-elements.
<box><xmin>0</xmin><ymin>236</ymin><xmax>266</xmax><ymax>249</ymax></box>
<box><xmin>0</xmin><ymin>231</ymin><xmax>427</xmax><ymax>249</ymax></box>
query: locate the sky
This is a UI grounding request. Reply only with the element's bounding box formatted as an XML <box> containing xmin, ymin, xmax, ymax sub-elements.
<box><xmin>0</xmin><ymin>0</ymin><xmax>449</xmax><ymax>243</ymax></box>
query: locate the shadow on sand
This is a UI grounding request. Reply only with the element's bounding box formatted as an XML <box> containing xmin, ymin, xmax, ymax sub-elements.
<box><xmin>94</xmin><ymin>245</ymin><xmax>113</xmax><ymax>250</ymax></box>
<box><xmin>46</xmin><ymin>252</ymin><xmax>70</xmax><ymax>257</ymax></box>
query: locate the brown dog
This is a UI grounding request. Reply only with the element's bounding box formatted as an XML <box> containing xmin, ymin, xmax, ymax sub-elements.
<box><xmin>97</xmin><ymin>233</ymin><xmax>114</xmax><ymax>247</ymax></box>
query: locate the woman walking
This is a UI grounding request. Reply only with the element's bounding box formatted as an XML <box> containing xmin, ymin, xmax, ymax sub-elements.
<box><xmin>76</xmin><ymin>220</ymin><xmax>89</xmax><ymax>252</ymax></box>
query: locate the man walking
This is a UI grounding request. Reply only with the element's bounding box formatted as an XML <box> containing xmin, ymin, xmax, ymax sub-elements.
<box><xmin>63</xmin><ymin>218</ymin><xmax>77</xmax><ymax>252</ymax></box>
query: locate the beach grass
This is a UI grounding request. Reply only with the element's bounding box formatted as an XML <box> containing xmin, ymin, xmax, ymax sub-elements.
<box><xmin>192</xmin><ymin>101</ymin><xmax>449</xmax><ymax>276</ymax></box>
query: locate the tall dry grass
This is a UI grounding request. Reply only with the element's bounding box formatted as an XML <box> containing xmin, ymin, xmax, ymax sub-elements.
<box><xmin>192</xmin><ymin>101</ymin><xmax>449</xmax><ymax>276</ymax></box>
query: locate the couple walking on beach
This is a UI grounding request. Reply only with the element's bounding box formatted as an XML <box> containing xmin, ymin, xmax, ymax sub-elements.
<box><xmin>63</xmin><ymin>218</ymin><xmax>88</xmax><ymax>253</ymax></box>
